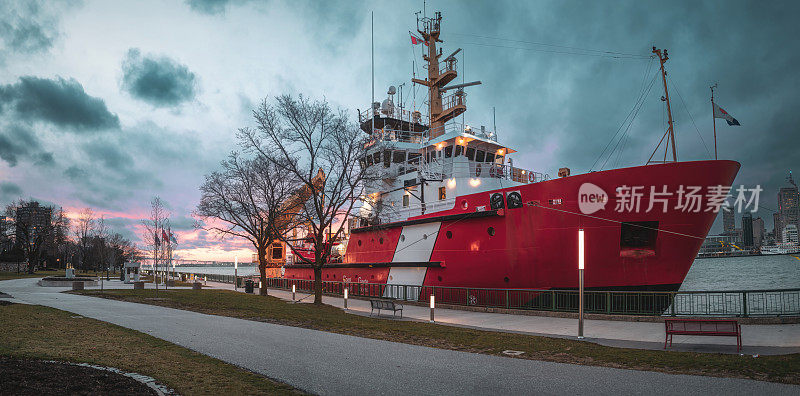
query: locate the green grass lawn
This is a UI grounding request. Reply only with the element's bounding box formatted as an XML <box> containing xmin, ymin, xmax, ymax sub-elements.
<box><xmin>0</xmin><ymin>302</ymin><xmax>299</xmax><ymax>395</ymax></box>
<box><xmin>76</xmin><ymin>288</ymin><xmax>800</xmax><ymax>385</ymax></box>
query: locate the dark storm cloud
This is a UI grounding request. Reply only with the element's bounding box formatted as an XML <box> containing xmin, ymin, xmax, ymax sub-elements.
<box><xmin>0</xmin><ymin>182</ymin><xmax>23</xmax><ymax>202</ymax></box>
<box><xmin>121</xmin><ymin>48</ymin><xmax>198</xmax><ymax>107</ymax></box>
<box><xmin>0</xmin><ymin>77</ymin><xmax>120</xmax><ymax>131</ymax></box>
<box><xmin>185</xmin><ymin>0</ymin><xmax>234</xmax><ymax>15</ymax></box>
<box><xmin>0</xmin><ymin>123</ymin><xmax>53</xmax><ymax>167</ymax></box>
<box><xmin>0</xmin><ymin>1</ymin><xmax>61</xmax><ymax>54</ymax></box>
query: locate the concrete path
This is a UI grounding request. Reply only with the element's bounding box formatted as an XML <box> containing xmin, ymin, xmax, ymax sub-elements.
<box><xmin>202</xmin><ymin>280</ymin><xmax>800</xmax><ymax>355</ymax></box>
<box><xmin>2</xmin><ymin>278</ymin><xmax>798</xmax><ymax>395</ymax></box>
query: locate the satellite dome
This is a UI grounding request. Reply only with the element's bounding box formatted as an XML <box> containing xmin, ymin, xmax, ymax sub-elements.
<box><xmin>388</xmin><ymin>85</ymin><xmax>397</xmax><ymax>95</ymax></box>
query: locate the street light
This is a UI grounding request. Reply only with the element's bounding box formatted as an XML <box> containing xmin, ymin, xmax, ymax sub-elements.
<box><xmin>234</xmin><ymin>256</ymin><xmax>238</xmax><ymax>290</ymax></box>
<box><xmin>344</xmin><ymin>287</ymin><xmax>348</xmax><ymax>310</ymax></box>
<box><xmin>292</xmin><ymin>284</ymin><xmax>296</xmax><ymax>301</ymax></box>
<box><xmin>578</xmin><ymin>228</ymin><xmax>585</xmax><ymax>339</ymax></box>
<box><xmin>430</xmin><ymin>294</ymin><xmax>435</xmax><ymax>322</ymax></box>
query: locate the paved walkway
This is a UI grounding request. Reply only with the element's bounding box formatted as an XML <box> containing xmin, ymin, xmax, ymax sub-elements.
<box><xmin>202</xmin><ymin>281</ymin><xmax>800</xmax><ymax>355</ymax></box>
<box><xmin>2</xmin><ymin>278</ymin><xmax>798</xmax><ymax>395</ymax></box>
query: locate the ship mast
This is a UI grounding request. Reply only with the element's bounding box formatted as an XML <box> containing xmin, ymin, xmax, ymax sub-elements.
<box><xmin>412</xmin><ymin>12</ymin><xmax>469</xmax><ymax>138</ymax></box>
<box><xmin>647</xmin><ymin>47</ymin><xmax>677</xmax><ymax>164</ymax></box>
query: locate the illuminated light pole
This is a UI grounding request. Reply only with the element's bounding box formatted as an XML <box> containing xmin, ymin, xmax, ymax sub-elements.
<box><xmin>292</xmin><ymin>284</ymin><xmax>296</xmax><ymax>301</ymax></box>
<box><xmin>578</xmin><ymin>228</ymin><xmax>585</xmax><ymax>339</ymax></box>
<box><xmin>344</xmin><ymin>287</ymin><xmax>348</xmax><ymax>310</ymax></box>
<box><xmin>430</xmin><ymin>294</ymin><xmax>435</xmax><ymax>322</ymax></box>
<box><xmin>234</xmin><ymin>256</ymin><xmax>238</xmax><ymax>290</ymax></box>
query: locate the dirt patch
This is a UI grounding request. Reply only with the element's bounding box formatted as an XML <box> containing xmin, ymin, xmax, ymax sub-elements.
<box><xmin>0</xmin><ymin>357</ymin><xmax>157</xmax><ymax>395</ymax></box>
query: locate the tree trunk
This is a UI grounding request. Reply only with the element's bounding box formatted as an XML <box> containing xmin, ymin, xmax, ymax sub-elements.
<box><xmin>313</xmin><ymin>265</ymin><xmax>323</xmax><ymax>304</ymax></box>
<box><xmin>257</xmin><ymin>245</ymin><xmax>269</xmax><ymax>296</ymax></box>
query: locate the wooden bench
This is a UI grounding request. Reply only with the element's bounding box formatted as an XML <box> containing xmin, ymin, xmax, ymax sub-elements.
<box><xmin>370</xmin><ymin>299</ymin><xmax>404</xmax><ymax>318</ymax></box>
<box><xmin>664</xmin><ymin>318</ymin><xmax>742</xmax><ymax>351</ymax></box>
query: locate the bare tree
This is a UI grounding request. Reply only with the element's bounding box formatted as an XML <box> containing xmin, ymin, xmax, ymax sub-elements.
<box><xmin>241</xmin><ymin>94</ymin><xmax>377</xmax><ymax>304</ymax></box>
<box><xmin>5</xmin><ymin>200</ymin><xmax>66</xmax><ymax>273</ymax></box>
<box><xmin>73</xmin><ymin>208</ymin><xmax>95</xmax><ymax>270</ymax></box>
<box><xmin>141</xmin><ymin>196</ymin><xmax>169</xmax><ymax>292</ymax></box>
<box><xmin>196</xmin><ymin>152</ymin><xmax>299</xmax><ymax>295</ymax></box>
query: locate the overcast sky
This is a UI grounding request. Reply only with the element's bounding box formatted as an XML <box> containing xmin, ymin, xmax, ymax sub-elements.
<box><xmin>1</xmin><ymin>0</ymin><xmax>797</xmax><ymax>261</ymax></box>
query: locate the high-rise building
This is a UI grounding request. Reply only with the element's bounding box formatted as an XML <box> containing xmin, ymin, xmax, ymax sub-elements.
<box><xmin>784</xmin><ymin>224</ymin><xmax>799</xmax><ymax>246</ymax></box>
<box><xmin>777</xmin><ymin>171</ymin><xmax>799</xmax><ymax>243</ymax></box>
<box><xmin>14</xmin><ymin>201</ymin><xmax>53</xmax><ymax>248</ymax></box>
<box><xmin>773</xmin><ymin>212</ymin><xmax>782</xmax><ymax>242</ymax></box>
<box><xmin>722</xmin><ymin>207</ymin><xmax>735</xmax><ymax>235</ymax></box>
<box><xmin>752</xmin><ymin>217</ymin><xmax>765</xmax><ymax>248</ymax></box>
<box><xmin>741</xmin><ymin>213</ymin><xmax>754</xmax><ymax>248</ymax></box>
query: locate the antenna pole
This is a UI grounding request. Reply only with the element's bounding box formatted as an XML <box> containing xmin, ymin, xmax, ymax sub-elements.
<box><xmin>653</xmin><ymin>47</ymin><xmax>676</xmax><ymax>162</ymax></box>
<box><xmin>711</xmin><ymin>83</ymin><xmax>718</xmax><ymax>160</ymax></box>
<box><xmin>371</xmin><ymin>12</ymin><xmax>375</xmax><ymax>135</ymax></box>
<box><xmin>493</xmin><ymin>106</ymin><xmax>497</xmax><ymax>140</ymax></box>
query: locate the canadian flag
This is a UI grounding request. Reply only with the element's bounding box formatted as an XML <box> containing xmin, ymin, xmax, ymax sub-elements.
<box><xmin>410</xmin><ymin>31</ymin><xmax>427</xmax><ymax>46</ymax></box>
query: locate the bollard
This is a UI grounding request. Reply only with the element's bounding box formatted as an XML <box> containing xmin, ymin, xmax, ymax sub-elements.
<box><xmin>344</xmin><ymin>288</ymin><xmax>348</xmax><ymax>310</ymax></box>
<box><xmin>430</xmin><ymin>294</ymin><xmax>435</xmax><ymax>322</ymax></box>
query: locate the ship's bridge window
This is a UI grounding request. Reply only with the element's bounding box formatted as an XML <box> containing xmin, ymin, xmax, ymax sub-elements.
<box><xmin>359</xmin><ymin>157</ymin><xmax>367</xmax><ymax>168</ymax></box>
<box><xmin>495</xmin><ymin>155</ymin><xmax>504</xmax><ymax>164</ymax></box>
<box><xmin>466</xmin><ymin>147</ymin><xmax>476</xmax><ymax>161</ymax></box>
<box><xmin>372</xmin><ymin>151</ymin><xmax>380</xmax><ymax>165</ymax></box>
<box><xmin>475</xmin><ymin>150</ymin><xmax>486</xmax><ymax>162</ymax></box>
<box><xmin>438</xmin><ymin>186</ymin><xmax>446</xmax><ymax>200</ymax></box>
<box><xmin>393</xmin><ymin>150</ymin><xmax>406</xmax><ymax>163</ymax></box>
<box><xmin>444</xmin><ymin>145</ymin><xmax>453</xmax><ymax>158</ymax></box>
<box><xmin>408</xmin><ymin>153</ymin><xmax>421</xmax><ymax>164</ymax></box>
<box><xmin>383</xmin><ymin>150</ymin><xmax>391</xmax><ymax>168</ymax></box>
<box><xmin>455</xmin><ymin>145</ymin><xmax>463</xmax><ymax>157</ymax></box>
<box><xmin>485</xmin><ymin>152</ymin><xmax>495</xmax><ymax>163</ymax></box>
<box><xmin>366</xmin><ymin>154</ymin><xmax>374</xmax><ymax>166</ymax></box>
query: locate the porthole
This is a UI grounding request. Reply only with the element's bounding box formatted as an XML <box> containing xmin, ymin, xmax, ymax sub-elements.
<box><xmin>504</xmin><ymin>276</ymin><xmax>510</xmax><ymax>283</ymax></box>
<box><xmin>446</xmin><ymin>231</ymin><xmax>453</xmax><ymax>239</ymax></box>
<box><xmin>379</xmin><ymin>237</ymin><xmax>384</xmax><ymax>244</ymax></box>
<box><xmin>488</xmin><ymin>227</ymin><xmax>495</xmax><ymax>236</ymax></box>
<box><xmin>400</xmin><ymin>235</ymin><xmax>405</xmax><ymax>242</ymax></box>
<box><xmin>437</xmin><ymin>276</ymin><xmax>443</xmax><ymax>282</ymax></box>
<box><xmin>358</xmin><ymin>240</ymin><xmax>362</xmax><ymax>246</ymax></box>
<box><xmin>461</xmin><ymin>200</ymin><xmax>469</xmax><ymax>210</ymax></box>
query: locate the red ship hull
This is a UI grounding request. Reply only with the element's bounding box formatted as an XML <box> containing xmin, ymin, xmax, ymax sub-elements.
<box><xmin>284</xmin><ymin>160</ymin><xmax>739</xmax><ymax>291</ymax></box>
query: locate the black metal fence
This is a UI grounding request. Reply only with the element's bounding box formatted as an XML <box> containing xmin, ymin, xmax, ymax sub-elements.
<box><xmin>142</xmin><ymin>270</ymin><xmax>799</xmax><ymax>317</ymax></box>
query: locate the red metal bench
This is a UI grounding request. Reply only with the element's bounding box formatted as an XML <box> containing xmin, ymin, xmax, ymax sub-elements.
<box><xmin>664</xmin><ymin>318</ymin><xmax>742</xmax><ymax>351</ymax></box>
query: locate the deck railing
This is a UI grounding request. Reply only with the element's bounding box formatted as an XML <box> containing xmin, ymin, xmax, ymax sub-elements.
<box><xmin>141</xmin><ymin>270</ymin><xmax>800</xmax><ymax>317</ymax></box>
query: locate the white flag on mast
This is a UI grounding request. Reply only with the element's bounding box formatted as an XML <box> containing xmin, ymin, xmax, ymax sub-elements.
<box><xmin>713</xmin><ymin>102</ymin><xmax>741</xmax><ymax>126</ymax></box>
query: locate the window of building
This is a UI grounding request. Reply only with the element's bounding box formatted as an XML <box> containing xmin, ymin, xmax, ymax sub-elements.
<box><xmin>438</xmin><ymin>186</ymin><xmax>446</xmax><ymax>200</ymax></box>
<box><xmin>271</xmin><ymin>245</ymin><xmax>283</xmax><ymax>260</ymax></box>
<box><xmin>383</xmin><ymin>150</ymin><xmax>391</xmax><ymax>168</ymax></box>
<box><xmin>475</xmin><ymin>150</ymin><xmax>486</xmax><ymax>162</ymax></box>
<box><xmin>495</xmin><ymin>155</ymin><xmax>503</xmax><ymax>164</ymax></box>
<box><xmin>485</xmin><ymin>152</ymin><xmax>495</xmax><ymax>163</ymax></box>
<box><xmin>366</xmin><ymin>154</ymin><xmax>373</xmax><ymax>166</ymax></box>
<box><xmin>444</xmin><ymin>145</ymin><xmax>453</xmax><ymax>158</ymax></box>
<box><xmin>403</xmin><ymin>194</ymin><xmax>410</xmax><ymax>207</ymax></box>
<box><xmin>393</xmin><ymin>150</ymin><xmax>406</xmax><ymax>163</ymax></box>
<box><xmin>455</xmin><ymin>145</ymin><xmax>463</xmax><ymax>157</ymax></box>
<box><xmin>466</xmin><ymin>147</ymin><xmax>476</xmax><ymax>161</ymax></box>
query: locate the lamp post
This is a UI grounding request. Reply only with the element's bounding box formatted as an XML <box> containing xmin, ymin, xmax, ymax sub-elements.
<box><xmin>430</xmin><ymin>294</ymin><xmax>435</xmax><ymax>322</ymax></box>
<box><xmin>234</xmin><ymin>256</ymin><xmax>238</xmax><ymax>290</ymax></box>
<box><xmin>292</xmin><ymin>284</ymin><xmax>296</xmax><ymax>301</ymax></box>
<box><xmin>578</xmin><ymin>228</ymin><xmax>585</xmax><ymax>339</ymax></box>
<box><xmin>344</xmin><ymin>287</ymin><xmax>348</xmax><ymax>310</ymax></box>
